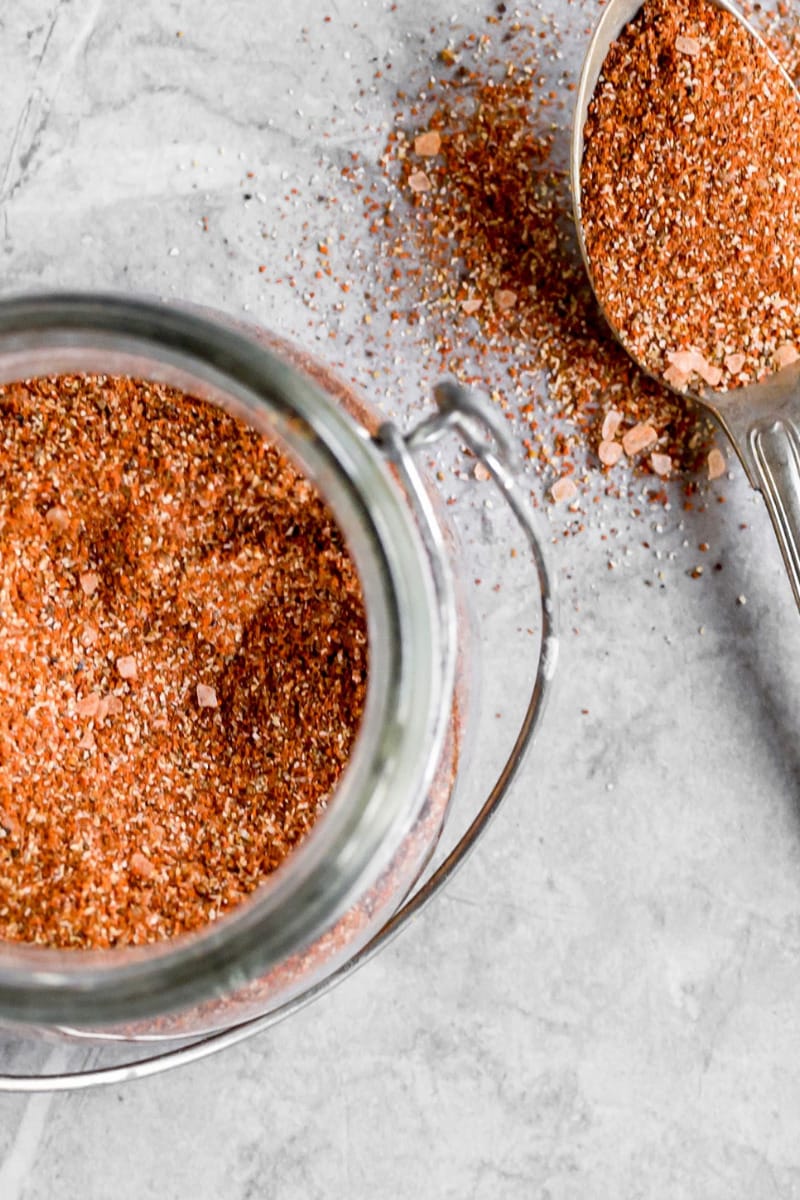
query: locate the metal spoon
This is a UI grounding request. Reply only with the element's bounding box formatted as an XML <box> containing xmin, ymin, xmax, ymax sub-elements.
<box><xmin>571</xmin><ymin>0</ymin><xmax>800</xmax><ymax>608</ymax></box>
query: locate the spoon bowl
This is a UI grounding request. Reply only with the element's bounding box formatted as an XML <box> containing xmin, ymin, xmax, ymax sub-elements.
<box><xmin>571</xmin><ymin>0</ymin><xmax>800</xmax><ymax>609</ymax></box>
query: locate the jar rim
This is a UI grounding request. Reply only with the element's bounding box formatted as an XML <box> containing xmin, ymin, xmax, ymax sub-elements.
<box><xmin>0</xmin><ymin>292</ymin><xmax>452</xmax><ymax>1026</ymax></box>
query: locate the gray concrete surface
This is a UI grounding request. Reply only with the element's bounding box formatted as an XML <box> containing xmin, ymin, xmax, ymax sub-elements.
<box><xmin>1</xmin><ymin>0</ymin><xmax>800</xmax><ymax>1196</ymax></box>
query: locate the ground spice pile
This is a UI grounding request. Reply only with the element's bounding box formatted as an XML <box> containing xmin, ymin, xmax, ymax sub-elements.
<box><xmin>330</xmin><ymin>5</ymin><xmax>800</xmax><ymax>500</ymax></box>
<box><xmin>581</xmin><ymin>0</ymin><xmax>800</xmax><ymax>396</ymax></box>
<box><xmin>0</xmin><ymin>375</ymin><xmax>367</xmax><ymax>949</ymax></box>
<box><xmin>348</xmin><ymin>18</ymin><xmax>717</xmax><ymax>495</ymax></box>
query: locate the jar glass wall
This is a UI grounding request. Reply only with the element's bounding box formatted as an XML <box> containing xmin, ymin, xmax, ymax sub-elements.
<box><xmin>0</xmin><ymin>294</ymin><xmax>463</xmax><ymax>1034</ymax></box>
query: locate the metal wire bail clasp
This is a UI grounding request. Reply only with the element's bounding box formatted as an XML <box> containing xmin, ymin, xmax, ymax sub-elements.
<box><xmin>385</xmin><ymin>380</ymin><xmax>558</xmax><ymax>692</ymax></box>
<box><xmin>0</xmin><ymin>381</ymin><xmax>558</xmax><ymax>1095</ymax></box>
<box><xmin>403</xmin><ymin>380</ymin><xmax>520</xmax><ymax>469</ymax></box>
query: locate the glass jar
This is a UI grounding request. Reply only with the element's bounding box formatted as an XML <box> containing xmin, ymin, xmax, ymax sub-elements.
<box><xmin>0</xmin><ymin>294</ymin><xmax>556</xmax><ymax>1090</ymax></box>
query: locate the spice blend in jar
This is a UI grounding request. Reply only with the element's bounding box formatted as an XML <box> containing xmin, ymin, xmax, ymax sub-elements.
<box><xmin>0</xmin><ymin>374</ymin><xmax>367</xmax><ymax>950</ymax></box>
<box><xmin>580</xmin><ymin>0</ymin><xmax>800</xmax><ymax>396</ymax></box>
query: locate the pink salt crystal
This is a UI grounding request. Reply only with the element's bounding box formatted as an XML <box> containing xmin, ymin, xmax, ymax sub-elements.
<box><xmin>775</xmin><ymin>343</ymin><xmax>800</xmax><ymax>369</ymax></box>
<box><xmin>725</xmin><ymin>353</ymin><xmax>746</xmax><ymax>376</ymax></box>
<box><xmin>473</xmin><ymin>461</ymin><xmax>492</xmax><ymax>482</ymax></box>
<box><xmin>75</xmin><ymin>692</ymin><xmax>101</xmax><ymax>719</ymax></box>
<box><xmin>675</xmin><ymin>35</ymin><xmax>702</xmax><ymax>56</ymax></box>
<box><xmin>650</xmin><ymin>452</ymin><xmax>672</xmax><ymax>478</ymax></box>
<box><xmin>80</xmin><ymin>571</ymin><xmax>100</xmax><ymax>596</ymax></box>
<box><xmin>148</xmin><ymin>823</ymin><xmax>166</xmax><ymax>846</ymax></box>
<box><xmin>601</xmin><ymin>409</ymin><xmax>623</xmax><ymax>441</ymax></box>
<box><xmin>80</xmin><ymin>624</ymin><xmax>98</xmax><ymax>649</ymax></box>
<box><xmin>666</xmin><ymin>348</ymin><xmax>722</xmax><ymax>388</ymax></box>
<box><xmin>663</xmin><ymin>364</ymin><xmax>691</xmax><ymax>392</ymax></box>
<box><xmin>494</xmin><ymin>289</ymin><xmax>517</xmax><ymax>311</ymax></box>
<box><xmin>598</xmin><ymin>439</ymin><xmax>623</xmax><ymax>467</ymax></box>
<box><xmin>414</xmin><ymin>130</ymin><xmax>441</xmax><ymax>157</ymax></box>
<box><xmin>461</xmin><ymin>298</ymin><xmax>483</xmax><ymax>315</ymax></box>
<box><xmin>197</xmin><ymin>683</ymin><xmax>218</xmax><ymax>709</ymax></box>
<box><xmin>107</xmin><ymin>695</ymin><xmax>124</xmax><ymax>716</ymax></box>
<box><xmin>622</xmin><ymin>423</ymin><xmax>657</xmax><ymax>457</ymax></box>
<box><xmin>694</xmin><ymin>356</ymin><xmax>723</xmax><ymax>388</ymax></box>
<box><xmin>130</xmin><ymin>851</ymin><xmax>155</xmax><ymax>880</ymax></box>
<box><xmin>708</xmin><ymin>448</ymin><xmax>727</xmax><ymax>480</ymax></box>
<box><xmin>95</xmin><ymin>695</ymin><xmax>111</xmax><ymax>725</ymax></box>
<box><xmin>0</xmin><ymin>808</ymin><xmax>21</xmax><ymax>839</ymax></box>
<box><xmin>116</xmin><ymin>655</ymin><xmax>138</xmax><ymax>680</ymax></box>
<box><xmin>551</xmin><ymin>476</ymin><xmax>578</xmax><ymax>504</ymax></box>
<box><xmin>45</xmin><ymin>505</ymin><xmax>69</xmax><ymax>531</ymax></box>
<box><xmin>666</xmin><ymin>349</ymin><xmax>701</xmax><ymax>374</ymax></box>
<box><xmin>408</xmin><ymin>170</ymin><xmax>431</xmax><ymax>193</ymax></box>
<box><xmin>78</xmin><ymin>729</ymin><xmax>95</xmax><ymax>752</ymax></box>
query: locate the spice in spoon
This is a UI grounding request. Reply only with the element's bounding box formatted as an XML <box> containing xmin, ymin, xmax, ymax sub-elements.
<box><xmin>580</xmin><ymin>0</ymin><xmax>800</xmax><ymax>395</ymax></box>
<box><xmin>0</xmin><ymin>374</ymin><xmax>367</xmax><ymax>950</ymax></box>
<box><xmin>350</xmin><ymin>13</ymin><xmax>714</xmax><ymax>489</ymax></box>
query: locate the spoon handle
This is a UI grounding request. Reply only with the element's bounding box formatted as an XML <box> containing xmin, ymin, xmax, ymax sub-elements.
<box><xmin>747</xmin><ymin>416</ymin><xmax>800</xmax><ymax>609</ymax></box>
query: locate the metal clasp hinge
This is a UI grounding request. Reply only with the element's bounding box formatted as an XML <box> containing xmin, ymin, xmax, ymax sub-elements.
<box><xmin>379</xmin><ymin>381</ymin><xmax>556</xmax><ymax>682</ymax></box>
<box><xmin>400</xmin><ymin>380</ymin><xmax>519</xmax><ymax>470</ymax></box>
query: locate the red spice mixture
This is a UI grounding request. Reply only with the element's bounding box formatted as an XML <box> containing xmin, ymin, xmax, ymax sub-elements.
<box><xmin>217</xmin><ymin>2</ymin><xmax>800</xmax><ymax>526</ymax></box>
<box><xmin>0</xmin><ymin>374</ymin><xmax>367</xmax><ymax>949</ymax></box>
<box><xmin>319</xmin><ymin>3</ymin><xmax>800</xmax><ymax>505</ymax></box>
<box><xmin>580</xmin><ymin>0</ymin><xmax>800</xmax><ymax>397</ymax></box>
<box><xmin>217</xmin><ymin>4</ymin><xmax>800</xmax><ymax>520</ymax></box>
<box><xmin>347</xmin><ymin>15</ymin><xmax>714</xmax><ymax>495</ymax></box>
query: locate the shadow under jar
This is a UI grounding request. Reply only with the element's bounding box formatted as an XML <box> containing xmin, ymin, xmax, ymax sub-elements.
<box><xmin>0</xmin><ymin>294</ymin><xmax>554</xmax><ymax>1088</ymax></box>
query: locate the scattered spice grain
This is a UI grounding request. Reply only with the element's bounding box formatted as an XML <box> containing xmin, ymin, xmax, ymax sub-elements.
<box><xmin>0</xmin><ymin>374</ymin><xmax>367</xmax><ymax>950</ymax></box>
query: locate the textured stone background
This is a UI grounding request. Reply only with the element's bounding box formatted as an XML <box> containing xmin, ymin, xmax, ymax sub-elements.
<box><xmin>1</xmin><ymin>1</ymin><xmax>799</xmax><ymax>1196</ymax></box>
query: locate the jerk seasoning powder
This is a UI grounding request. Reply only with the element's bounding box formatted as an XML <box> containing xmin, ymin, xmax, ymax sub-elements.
<box><xmin>0</xmin><ymin>374</ymin><xmax>367</xmax><ymax>950</ymax></box>
<box><xmin>356</xmin><ymin>17</ymin><xmax>713</xmax><ymax>491</ymax></box>
<box><xmin>580</xmin><ymin>0</ymin><xmax>800</xmax><ymax>396</ymax></box>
